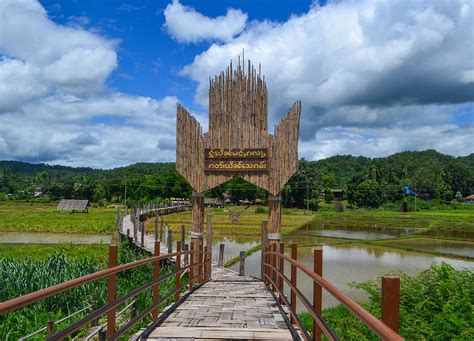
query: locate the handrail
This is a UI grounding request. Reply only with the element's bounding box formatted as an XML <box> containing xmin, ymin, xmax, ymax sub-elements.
<box><xmin>1</xmin><ymin>242</ymin><xmax>210</xmax><ymax>340</ymax></box>
<box><xmin>0</xmin><ymin>249</ymin><xmax>200</xmax><ymax>315</ymax></box>
<box><xmin>265</xmin><ymin>247</ymin><xmax>403</xmax><ymax>341</ymax></box>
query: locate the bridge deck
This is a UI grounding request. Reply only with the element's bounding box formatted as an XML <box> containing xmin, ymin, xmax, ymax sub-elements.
<box><xmin>144</xmin><ymin>266</ymin><xmax>295</xmax><ymax>340</ymax></box>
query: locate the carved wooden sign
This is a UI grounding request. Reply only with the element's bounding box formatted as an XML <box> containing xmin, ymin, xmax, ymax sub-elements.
<box><xmin>176</xmin><ymin>59</ymin><xmax>300</xmax><ymax>196</ymax></box>
<box><xmin>204</xmin><ymin>148</ymin><xmax>268</xmax><ymax>172</ymax></box>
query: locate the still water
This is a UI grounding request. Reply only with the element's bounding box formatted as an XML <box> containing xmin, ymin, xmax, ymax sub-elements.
<box><xmin>230</xmin><ymin>243</ymin><xmax>474</xmax><ymax>310</ymax></box>
<box><xmin>296</xmin><ymin>223</ymin><xmax>423</xmax><ymax>240</ymax></box>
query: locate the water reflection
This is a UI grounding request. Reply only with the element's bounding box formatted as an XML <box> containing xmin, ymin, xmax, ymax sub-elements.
<box><xmin>296</xmin><ymin>223</ymin><xmax>423</xmax><ymax>240</ymax></box>
<box><xmin>230</xmin><ymin>243</ymin><xmax>474</xmax><ymax>310</ymax></box>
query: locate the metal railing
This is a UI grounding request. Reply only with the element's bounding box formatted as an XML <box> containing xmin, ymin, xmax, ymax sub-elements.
<box><xmin>0</xmin><ymin>240</ymin><xmax>211</xmax><ymax>340</ymax></box>
<box><xmin>263</xmin><ymin>243</ymin><xmax>403</xmax><ymax>341</ymax></box>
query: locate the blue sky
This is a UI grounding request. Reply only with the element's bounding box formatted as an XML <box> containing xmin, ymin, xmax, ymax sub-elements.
<box><xmin>0</xmin><ymin>0</ymin><xmax>472</xmax><ymax>168</ymax></box>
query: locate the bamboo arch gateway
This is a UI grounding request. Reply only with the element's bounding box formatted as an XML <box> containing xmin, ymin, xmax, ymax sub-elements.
<box><xmin>176</xmin><ymin>59</ymin><xmax>301</xmax><ymax>246</ymax></box>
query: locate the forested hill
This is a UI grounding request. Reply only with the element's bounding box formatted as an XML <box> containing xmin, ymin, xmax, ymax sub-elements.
<box><xmin>1</xmin><ymin>150</ymin><xmax>473</xmax><ymax>206</ymax></box>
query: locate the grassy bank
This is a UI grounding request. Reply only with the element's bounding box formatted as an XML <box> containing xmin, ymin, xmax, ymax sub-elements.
<box><xmin>0</xmin><ymin>243</ymin><xmax>109</xmax><ymax>262</ymax></box>
<box><xmin>0</xmin><ymin>201</ymin><xmax>116</xmax><ymax>233</ymax></box>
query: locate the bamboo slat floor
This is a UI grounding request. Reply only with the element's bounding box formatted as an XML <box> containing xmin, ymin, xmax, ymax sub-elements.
<box><xmin>143</xmin><ymin>266</ymin><xmax>295</xmax><ymax>340</ymax></box>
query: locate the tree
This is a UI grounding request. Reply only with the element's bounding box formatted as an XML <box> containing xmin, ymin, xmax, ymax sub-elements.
<box><xmin>434</xmin><ymin>181</ymin><xmax>454</xmax><ymax>202</ymax></box>
<box><xmin>353</xmin><ymin>179</ymin><xmax>383</xmax><ymax>208</ymax></box>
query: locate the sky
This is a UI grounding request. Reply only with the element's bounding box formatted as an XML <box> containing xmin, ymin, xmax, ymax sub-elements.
<box><xmin>0</xmin><ymin>0</ymin><xmax>473</xmax><ymax>169</ymax></box>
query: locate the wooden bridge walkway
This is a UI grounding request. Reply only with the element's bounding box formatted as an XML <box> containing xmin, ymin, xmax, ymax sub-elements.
<box><xmin>142</xmin><ymin>265</ymin><xmax>295</xmax><ymax>340</ymax></box>
<box><xmin>119</xmin><ymin>207</ymin><xmax>298</xmax><ymax>340</ymax></box>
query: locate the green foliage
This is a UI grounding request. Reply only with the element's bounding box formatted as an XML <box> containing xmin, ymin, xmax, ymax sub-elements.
<box><xmin>254</xmin><ymin>206</ymin><xmax>267</xmax><ymax>213</ymax></box>
<box><xmin>349</xmin><ymin>179</ymin><xmax>383</xmax><ymax>208</ymax></box>
<box><xmin>299</xmin><ymin>263</ymin><xmax>474</xmax><ymax>340</ymax></box>
<box><xmin>1</xmin><ymin>150</ymin><xmax>473</xmax><ymax>209</ymax></box>
<box><xmin>0</xmin><ymin>240</ymin><xmax>180</xmax><ymax>339</ymax></box>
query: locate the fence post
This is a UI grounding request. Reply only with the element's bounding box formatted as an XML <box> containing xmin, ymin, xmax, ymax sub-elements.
<box><xmin>168</xmin><ymin>226</ymin><xmax>173</xmax><ymax>254</ymax></box>
<box><xmin>141</xmin><ymin>221</ymin><xmax>145</xmax><ymax>247</ymax></box>
<box><xmin>176</xmin><ymin>241</ymin><xmax>182</xmax><ymax>301</ymax></box>
<box><xmin>184</xmin><ymin>243</ymin><xmax>189</xmax><ymax>266</ymax></box>
<box><xmin>264</xmin><ymin>245</ymin><xmax>269</xmax><ymax>285</ymax></box>
<box><xmin>382</xmin><ymin>276</ymin><xmax>400</xmax><ymax>333</ymax></box>
<box><xmin>204</xmin><ymin>245</ymin><xmax>209</xmax><ymax>280</ymax></box>
<box><xmin>160</xmin><ymin>218</ymin><xmax>164</xmax><ymax>241</ymax></box>
<box><xmin>124</xmin><ymin>206</ymin><xmax>128</xmax><ymax>216</ymax></box>
<box><xmin>261</xmin><ymin>221</ymin><xmax>268</xmax><ymax>281</ymax></box>
<box><xmin>47</xmin><ymin>319</ymin><xmax>55</xmax><ymax>337</ymax></box>
<box><xmin>279</xmin><ymin>242</ymin><xmax>284</xmax><ymax>303</ymax></box>
<box><xmin>199</xmin><ymin>243</ymin><xmax>204</xmax><ymax>283</ymax></box>
<box><xmin>133</xmin><ymin>217</ymin><xmax>137</xmax><ymax>242</ymax></box>
<box><xmin>290</xmin><ymin>243</ymin><xmax>297</xmax><ymax>324</ymax></box>
<box><xmin>181</xmin><ymin>224</ymin><xmax>185</xmax><ymax>248</ymax></box>
<box><xmin>155</xmin><ymin>212</ymin><xmax>159</xmax><ymax>241</ymax></box>
<box><xmin>98</xmin><ymin>328</ymin><xmax>106</xmax><ymax>341</ymax></box>
<box><xmin>152</xmin><ymin>241</ymin><xmax>160</xmax><ymax>320</ymax></box>
<box><xmin>107</xmin><ymin>245</ymin><xmax>118</xmax><ymax>337</ymax></box>
<box><xmin>206</xmin><ymin>215</ymin><xmax>212</xmax><ymax>278</ymax></box>
<box><xmin>239</xmin><ymin>251</ymin><xmax>245</xmax><ymax>276</ymax></box>
<box><xmin>313</xmin><ymin>248</ymin><xmax>323</xmax><ymax>341</ymax></box>
<box><xmin>218</xmin><ymin>243</ymin><xmax>225</xmax><ymax>267</ymax></box>
<box><xmin>189</xmin><ymin>241</ymin><xmax>194</xmax><ymax>289</ymax></box>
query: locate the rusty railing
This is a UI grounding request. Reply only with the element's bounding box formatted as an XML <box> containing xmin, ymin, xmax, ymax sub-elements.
<box><xmin>0</xmin><ymin>240</ymin><xmax>210</xmax><ymax>340</ymax></box>
<box><xmin>263</xmin><ymin>243</ymin><xmax>403</xmax><ymax>341</ymax></box>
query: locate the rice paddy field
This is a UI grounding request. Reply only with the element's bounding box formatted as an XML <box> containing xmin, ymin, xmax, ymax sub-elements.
<box><xmin>0</xmin><ymin>201</ymin><xmax>117</xmax><ymax>233</ymax></box>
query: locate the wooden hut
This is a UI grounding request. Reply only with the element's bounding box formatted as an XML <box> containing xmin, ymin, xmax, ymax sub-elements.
<box><xmin>57</xmin><ymin>199</ymin><xmax>89</xmax><ymax>213</ymax></box>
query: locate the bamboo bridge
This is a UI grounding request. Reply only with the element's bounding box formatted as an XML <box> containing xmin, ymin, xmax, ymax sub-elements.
<box><xmin>0</xmin><ymin>205</ymin><xmax>403</xmax><ymax>340</ymax></box>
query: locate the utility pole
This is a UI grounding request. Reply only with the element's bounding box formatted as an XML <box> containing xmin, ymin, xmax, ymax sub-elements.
<box><xmin>414</xmin><ymin>182</ymin><xmax>417</xmax><ymax>212</ymax></box>
<box><xmin>124</xmin><ymin>177</ymin><xmax>127</xmax><ymax>207</ymax></box>
<box><xmin>306</xmin><ymin>178</ymin><xmax>309</xmax><ymax>214</ymax></box>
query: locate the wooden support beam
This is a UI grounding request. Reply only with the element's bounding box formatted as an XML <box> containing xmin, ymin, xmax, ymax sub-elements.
<box><xmin>107</xmin><ymin>245</ymin><xmax>117</xmax><ymax>337</ymax></box>
<box><xmin>382</xmin><ymin>276</ymin><xmax>400</xmax><ymax>333</ymax></box>
<box><xmin>313</xmin><ymin>248</ymin><xmax>323</xmax><ymax>341</ymax></box>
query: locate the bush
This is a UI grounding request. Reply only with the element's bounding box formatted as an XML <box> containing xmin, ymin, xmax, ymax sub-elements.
<box><xmin>299</xmin><ymin>263</ymin><xmax>474</xmax><ymax>339</ymax></box>
<box><xmin>254</xmin><ymin>206</ymin><xmax>267</xmax><ymax>213</ymax></box>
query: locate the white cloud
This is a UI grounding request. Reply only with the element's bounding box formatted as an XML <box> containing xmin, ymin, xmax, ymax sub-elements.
<box><xmin>181</xmin><ymin>0</ymin><xmax>474</xmax><ymax>158</ymax></box>
<box><xmin>164</xmin><ymin>0</ymin><xmax>247</xmax><ymax>43</ymax></box>
<box><xmin>0</xmin><ymin>0</ymin><xmax>181</xmax><ymax>168</ymax></box>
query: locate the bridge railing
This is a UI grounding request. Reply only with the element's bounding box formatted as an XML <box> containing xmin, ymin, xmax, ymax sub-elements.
<box><xmin>0</xmin><ymin>241</ymin><xmax>210</xmax><ymax>340</ymax></box>
<box><xmin>263</xmin><ymin>243</ymin><xmax>403</xmax><ymax>341</ymax></box>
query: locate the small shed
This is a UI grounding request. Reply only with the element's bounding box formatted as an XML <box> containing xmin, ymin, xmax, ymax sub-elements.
<box><xmin>204</xmin><ymin>198</ymin><xmax>223</xmax><ymax>208</ymax></box>
<box><xmin>465</xmin><ymin>194</ymin><xmax>474</xmax><ymax>204</ymax></box>
<box><xmin>57</xmin><ymin>199</ymin><xmax>89</xmax><ymax>213</ymax></box>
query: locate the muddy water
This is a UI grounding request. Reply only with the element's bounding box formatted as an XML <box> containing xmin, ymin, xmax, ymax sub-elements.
<box><xmin>230</xmin><ymin>243</ymin><xmax>474</xmax><ymax>310</ymax></box>
<box><xmin>296</xmin><ymin>222</ymin><xmax>424</xmax><ymax>240</ymax></box>
<box><xmin>0</xmin><ymin>231</ymin><xmax>112</xmax><ymax>244</ymax></box>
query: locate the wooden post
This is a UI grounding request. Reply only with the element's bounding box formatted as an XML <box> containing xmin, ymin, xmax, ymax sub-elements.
<box><xmin>152</xmin><ymin>241</ymin><xmax>160</xmax><ymax>320</ymax></box>
<box><xmin>204</xmin><ymin>245</ymin><xmax>210</xmax><ymax>281</ymax></box>
<box><xmin>313</xmin><ymin>249</ymin><xmax>323</xmax><ymax>341</ymax></box>
<box><xmin>206</xmin><ymin>215</ymin><xmax>212</xmax><ymax>279</ymax></box>
<box><xmin>154</xmin><ymin>212</ymin><xmax>159</xmax><ymax>241</ymax></box>
<box><xmin>191</xmin><ymin>191</ymin><xmax>204</xmax><ymax>269</ymax></box>
<box><xmin>189</xmin><ymin>241</ymin><xmax>194</xmax><ymax>289</ymax></box>
<box><xmin>47</xmin><ymin>319</ymin><xmax>55</xmax><ymax>337</ymax></box>
<box><xmin>141</xmin><ymin>221</ymin><xmax>145</xmax><ymax>247</ymax></box>
<box><xmin>176</xmin><ymin>241</ymin><xmax>182</xmax><ymax>301</ymax></box>
<box><xmin>160</xmin><ymin>218</ymin><xmax>164</xmax><ymax>241</ymax></box>
<box><xmin>268</xmin><ymin>194</ymin><xmax>282</xmax><ymax>243</ymax></box>
<box><xmin>168</xmin><ymin>226</ymin><xmax>173</xmax><ymax>254</ymax></box>
<box><xmin>271</xmin><ymin>243</ymin><xmax>277</xmax><ymax>292</ymax></box>
<box><xmin>181</xmin><ymin>224</ymin><xmax>185</xmax><ymax>248</ymax></box>
<box><xmin>218</xmin><ymin>243</ymin><xmax>225</xmax><ymax>267</ymax></box>
<box><xmin>382</xmin><ymin>276</ymin><xmax>400</xmax><ymax>333</ymax></box>
<box><xmin>107</xmin><ymin>245</ymin><xmax>117</xmax><ymax>337</ymax></box>
<box><xmin>133</xmin><ymin>218</ymin><xmax>137</xmax><ymax>242</ymax></box>
<box><xmin>184</xmin><ymin>244</ymin><xmax>189</xmax><ymax>266</ymax></box>
<box><xmin>239</xmin><ymin>251</ymin><xmax>245</xmax><ymax>276</ymax></box>
<box><xmin>198</xmin><ymin>243</ymin><xmax>204</xmax><ymax>283</ymax></box>
<box><xmin>124</xmin><ymin>206</ymin><xmax>128</xmax><ymax>216</ymax></box>
<box><xmin>290</xmin><ymin>243</ymin><xmax>297</xmax><ymax>324</ymax></box>
<box><xmin>279</xmin><ymin>242</ymin><xmax>284</xmax><ymax>303</ymax></box>
<box><xmin>261</xmin><ymin>221</ymin><xmax>268</xmax><ymax>281</ymax></box>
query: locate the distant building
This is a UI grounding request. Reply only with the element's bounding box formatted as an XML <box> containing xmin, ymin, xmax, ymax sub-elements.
<box><xmin>332</xmin><ymin>189</ymin><xmax>344</xmax><ymax>200</ymax></box>
<box><xmin>57</xmin><ymin>199</ymin><xmax>89</xmax><ymax>213</ymax></box>
<box><xmin>465</xmin><ymin>194</ymin><xmax>474</xmax><ymax>204</ymax></box>
<box><xmin>204</xmin><ymin>198</ymin><xmax>224</xmax><ymax>207</ymax></box>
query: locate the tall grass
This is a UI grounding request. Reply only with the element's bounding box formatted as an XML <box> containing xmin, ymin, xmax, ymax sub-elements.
<box><xmin>0</xmin><ymin>240</ymin><xmax>179</xmax><ymax>340</ymax></box>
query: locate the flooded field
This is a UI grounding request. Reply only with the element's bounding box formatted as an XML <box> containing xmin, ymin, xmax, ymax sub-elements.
<box><xmin>383</xmin><ymin>238</ymin><xmax>474</xmax><ymax>258</ymax></box>
<box><xmin>230</xmin><ymin>243</ymin><xmax>474</xmax><ymax>310</ymax></box>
